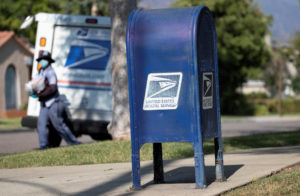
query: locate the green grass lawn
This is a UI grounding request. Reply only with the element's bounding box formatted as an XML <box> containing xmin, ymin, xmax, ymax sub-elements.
<box><xmin>223</xmin><ymin>163</ymin><xmax>300</xmax><ymax>196</ymax></box>
<box><xmin>221</xmin><ymin>114</ymin><xmax>300</xmax><ymax>120</ymax></box>
<box><xmin>0</xmin><ymin>131</ymin><xmax>300</xmax><ymax>169</ymax></box>
<box><xmin>0</xmin><ymin>118</ymin><xmax>23</xmax><ymax>130</ymax></box>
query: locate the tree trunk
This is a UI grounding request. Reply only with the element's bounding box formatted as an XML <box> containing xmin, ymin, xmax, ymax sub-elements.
<box><xmin>91</xmin><ymin>2</ymin><xmax>98</xmax><ymax>16</ymax></box>
<box><xmin>108</xmin><ymin>0</ymin><xmax>137</xmax><ymax>140</ymax></box>
<box><xmin>277</xmin><ymin>60</ymin><xmax>283</xmax><ymax>116</ymax></box>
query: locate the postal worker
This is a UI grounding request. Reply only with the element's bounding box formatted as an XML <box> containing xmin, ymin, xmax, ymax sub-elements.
<box><xmin>35</xmin><ymin>50</ymin><xmax>80</xmax><ymax>149</ymax></box>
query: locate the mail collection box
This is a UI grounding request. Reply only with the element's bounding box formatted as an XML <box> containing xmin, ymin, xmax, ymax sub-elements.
<box><xmin>126</xmin><ymin>5</ymin><xmax>225</xmax><ymax>189</ymax></box>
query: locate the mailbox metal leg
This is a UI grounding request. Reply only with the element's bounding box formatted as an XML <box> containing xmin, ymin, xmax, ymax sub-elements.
<box><xmin>214</xmin><ymin>137</ymin><xmax>226</xmax><ymax>182</ymax></box>
<box><xmin>132</xmin><ymin>152</ymin><xmax>141</xmax><ymax>189</ymax></box>
<box><xmin>153</xmin><ymin>143</ymin><xmax>164</xmax><ymax>183</ymax></box>
<box><xmin>194</xmin><ymin>142</ymin><xmax>207</xmax><ymax>189</ymax></box>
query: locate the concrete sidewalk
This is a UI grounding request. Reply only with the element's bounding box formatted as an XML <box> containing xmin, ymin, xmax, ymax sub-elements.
<box><xmin>0</xmin><ymin>145</ymin><xmax>300</xmax><ymax>196</ymax></box>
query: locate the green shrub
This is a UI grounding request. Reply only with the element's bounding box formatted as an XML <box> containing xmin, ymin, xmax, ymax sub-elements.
<box><xmin>248</xmin><ymin>98</ymin><xmax>300</xmax><ymax>114</ymax></box>
<box><xmin>282</xmin><ymin>99</ymin><xmax>300</xmax><ymax>113</ymax></box>
<box><xmin>253</xmin><ymin>105</ymin><xmax>269</xmax><ymax>116</ymax></box>
<box><xmin>221</xmin><ymin>93</ymin><xmax>255</xmax><ymax>115</ymax></box>
<box><xmin>263</xmin><ymin>99</ymin><xmax>277</xmax><ymax>113</ymax></box>
<box><xmin>20</xmin><ymin>103</ymin><xmax>28</xmax><ymax>110</ymax></box>
<box><xmin>245</xmin><ymin>92</ymin><xmax>269</xmax><ymax>99</ymax></box>
<box><xmin>223</xmin><ymin>94</ymin><xmax>300</xmax><ymax>115</ymax></box>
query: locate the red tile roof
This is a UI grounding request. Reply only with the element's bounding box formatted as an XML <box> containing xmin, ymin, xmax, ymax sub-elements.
<box><xmin>0</xmin><ymin>31</ymin><xmax>33</xmax><ymax>56</ymax></box>
<box><xmin>0</xmin><ymin>31</ymin><xmax>14</xmax><ymax>48</ymax></box>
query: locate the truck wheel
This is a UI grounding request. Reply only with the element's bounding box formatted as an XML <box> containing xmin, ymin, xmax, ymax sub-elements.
<box><xmin>90</xmin><ymin>133</ymin><xmax>112</xmax><ymax>141</ymax></box>
<box><xmin>48</xmin><ymin>122</ymin><xmax>62</xmax><ymax>147</ymax></box>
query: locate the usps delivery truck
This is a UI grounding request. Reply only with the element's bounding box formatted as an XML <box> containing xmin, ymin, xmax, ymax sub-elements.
<box><xmin>21</xmin><ymin>13</ymin><xmax>112</xmax><ymax>145</ymax></box>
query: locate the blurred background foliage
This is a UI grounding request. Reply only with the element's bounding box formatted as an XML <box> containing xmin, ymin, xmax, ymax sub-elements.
<box><xmin>0</xmin><ymin>0</ymin><xmax>109</xmax><ymax>44</ymax></box>
<box><xmin>172</xmin><ymin>0</ymin><xmax>272</xmax><ymax>114</ymax></box>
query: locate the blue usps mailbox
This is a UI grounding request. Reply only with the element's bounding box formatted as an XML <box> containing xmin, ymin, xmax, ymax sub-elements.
<box><xmin>126</xmin><ymin>6</ymin><xmax>225</xmax><ymax>189</ymax></box>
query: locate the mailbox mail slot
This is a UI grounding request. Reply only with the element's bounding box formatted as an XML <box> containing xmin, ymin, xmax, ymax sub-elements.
<box><xmin>126</xmin><ymin>5</ymin><xmax>225</xmax><ymax>189</ymax></box>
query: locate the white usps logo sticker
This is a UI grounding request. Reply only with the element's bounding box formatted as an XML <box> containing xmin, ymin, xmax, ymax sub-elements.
<box><xmin>143</xmin><ymin>72</ymin><xmax>183</xmax><ymax>110</ymax></box>
<box><xmin>203</xmin><ymin>72</ymin><xmax>213</xmax><ymax>109</ymax></box>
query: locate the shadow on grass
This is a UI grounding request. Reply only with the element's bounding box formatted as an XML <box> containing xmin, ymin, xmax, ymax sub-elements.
<box><xmin>222</xmin><ymin>131</ymin><xmax>300</xmax><ymax>151</ymax></box>
<box><xmin>189</xmin><ymin>131</ymin><xmax>300</xmax><ymax>156</ymax></box>
<box><xmin>228</xmin><ymin>145</ymin><xmax>300</xmax><ymax>155</ymax></box>
<box><xmin>170</xmin><ymin>131</ymin><xmax>300</xmax><ymax>158</ymax></box>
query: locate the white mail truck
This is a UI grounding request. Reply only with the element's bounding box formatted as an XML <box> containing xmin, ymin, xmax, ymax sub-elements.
<box><xmin>21</xmin><ymin>13</ymin><xmax>112</xmax><ymax>145</ymax></box>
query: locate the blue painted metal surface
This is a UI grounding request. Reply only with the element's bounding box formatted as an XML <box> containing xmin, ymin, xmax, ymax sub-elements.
<box><xmin>126</xmin><ymin>6</ymin><xmax>225</xmax><ymax>189</ymax></box>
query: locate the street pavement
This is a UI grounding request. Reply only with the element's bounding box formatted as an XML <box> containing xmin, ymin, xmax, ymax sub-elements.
<box><xmin>0</xmin><ymin>129</ymin><xmax>94</xmax><ymax>156</ymax></box>
<box><xmin>0</xmin><ymin>145</ymin><xmax>299</xmax><ymax>196</ymax></box>
<box><xmin>1</xmin><ymin>116</ymin><xmax>300</xmax><ymax>156</ymax></box>
<box><xmin>221</xmin><ymin>116</ymin><xmax>300</xmax><ymax>137</ymax></box>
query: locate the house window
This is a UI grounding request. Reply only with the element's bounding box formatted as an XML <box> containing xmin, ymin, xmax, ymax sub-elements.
<box><xmin>5</xmin><ymin>65</ymin><xmax>18</xmax><ymax>110</ymax></box>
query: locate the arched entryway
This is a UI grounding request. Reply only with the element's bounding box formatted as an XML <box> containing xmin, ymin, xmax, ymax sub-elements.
<box><xmin>5</xmin><ymin>65</ymin><xmax>18</xmax><ymax>110</ymax></box>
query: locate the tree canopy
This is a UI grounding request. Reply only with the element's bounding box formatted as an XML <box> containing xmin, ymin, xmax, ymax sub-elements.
<box><xmin>0</xmin><ymin>0</ymin><xmax>109</xmax><ymax>44</ymax></box>
<box><xmin>292</xmin><ymin>32</ymin><xmax>300</xmax><ymax>67</ymax></box>
<box><xmin>291</xmin><ymin>32</ymin><xmax>300</xmax><ymax>93</ymax></box>
<box><xmin>172</xmin><ymin>0</ymin><xmax>271</xmax><ymax>114</ymax></box>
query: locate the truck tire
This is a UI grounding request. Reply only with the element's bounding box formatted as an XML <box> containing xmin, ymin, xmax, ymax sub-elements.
<box><xmin>90</xmin><ymin>133</ymin><xmax>112</xmax><ymax>141</ymax></box>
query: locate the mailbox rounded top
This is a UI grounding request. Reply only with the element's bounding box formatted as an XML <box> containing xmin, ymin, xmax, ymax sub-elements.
<box><xmin>126</xmin><ymin>6</ymin><xmax>217</xmax><ymax>73</ymax></box>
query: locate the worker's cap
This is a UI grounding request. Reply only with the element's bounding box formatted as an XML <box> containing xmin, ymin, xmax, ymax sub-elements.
<box><xmin>36</xmin><ymin>50</ymin><xmax>55</xmax><ymax>63</ymax></box>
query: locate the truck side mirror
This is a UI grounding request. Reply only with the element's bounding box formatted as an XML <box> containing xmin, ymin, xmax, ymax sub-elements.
<box><xmin>20</xmin><ymin>15</ymin><xmax>34</xmax><ymax>29</ymax></box>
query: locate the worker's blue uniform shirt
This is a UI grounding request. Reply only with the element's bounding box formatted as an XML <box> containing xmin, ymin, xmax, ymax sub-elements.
<box><xmin>38</xmin><ymin>66</ymin><xmax>59</xmax><ymax>107</ymax></box>
<box><xmin>37</xmin><ymin>65</ymin><xmax>79</xmax><ymax>149</ymax></box>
